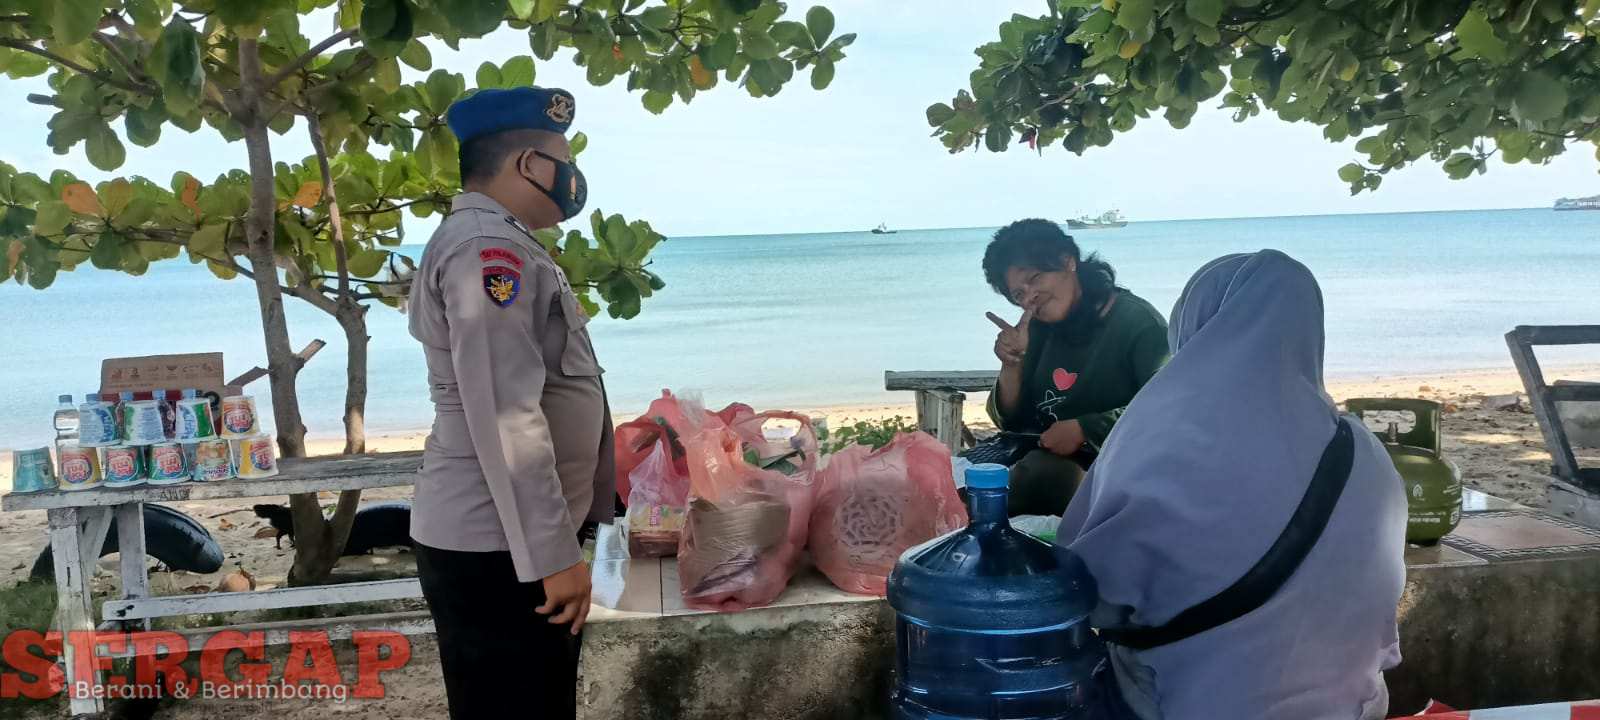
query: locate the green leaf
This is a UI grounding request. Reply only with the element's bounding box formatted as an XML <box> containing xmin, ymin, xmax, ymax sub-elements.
<box><xmin>91</xmin><ymin>232</ymin><xmax>126</xmax><ymax>270</ymax></box>
<box><xmin>501</xmin><ymin>55</ymin><xmax>535</xmax><ymax>87</ymax></box>
<box><xmin>476</xmin><ymin>61</ymin><xmax>504</xmax><ymax>89</ymax></box>
<box><xmin>1512</xmin><ymin>71</ymin><xmax>1567</xmax><ymax>123</ymax></box>
<box><xmin>118</xmin><ymin>199</ymin><xmax>157</xmax><ymax>228</ymax></box>
<box><xmin>1184</xmin><ymin>0</ymin><xmax>1223</xmax><ymax>27</ymax></box>
<box><xmin>806</xmin><ymin>6</ymin><xmax>835</xmax><ymax>46</ymax></box>
<box><xmin>216</xmin><ymin>0</ymin><xmax>270</xmax><ymax>27</ymax></box>
<box><xmin>1338</xmin><ymin>163</ymin><xmax>1365</xmax><ymax>183</ymax></box>
<box><xmin>739</xmin><ymin>25</ymin><xmax>780</xmax><ymax>61</ymax></box>
<box><xmin>570</xmin><ymin>131</ymin><xmax>588</xmax><ymax>156</ymax></box>
<box><xmin>641</xmin><ymin>90</ymin><xmax>673</xmax><ymax>114</ymax></box>
<box><xmin>85</xmin><ymin>125</ymin><xmax>126</xmax><ymax>171</ymax></box>
<box><xmin>529</xmin><ymin>21</ymin><xmax>559</xmax><ymax>60</ymax></box>
<box><xmin>125</xmin><ymin>103</ymin><xmax>165</xmax><ymax>147</ymax></box>
<box><xmin>926</xmin><ymin>103</ymin><xmax>955</xmax><ymax>127</ymax></box>
<box><xmin>985</xmin><ymin>124</ymin><xmax>1010</xmax><ymax>152</ymax></box>
<box><xmin>425</xmin><ymin>70</ymin><xmax>464</xmax><ymax>113</ymax></box>
<box><xmin>348</xmin><ymin>248</ymin><xmax>388</xmax><ymax>277</ymax></box>
<box><xmin>703</xmin><ymin>32</ymin><xmax>739</xmax><ymax>70</ymax></box>
<box><xmin>1454</xmin><ymin>8</ymin><xmax>1509</xmax><ymax>64</ymax></box>
<box><xmin>509</xmin><ymin>0</ymin><xmax>535</xmax><ymax>20</ymax></box>
<box><xmin>437</xmin><ymin>0</ymin><xmax>507</xmax><ymax>37</ymax></box>
<box><xmin>400</xmin><ymin>39</ymin><xmax>433</xmax><ymax>70</ymax></box>
<box><xmin>1443</xmin><ymin>153</ymin><xmax>1478</xmax><ymax>179</ymax></box>
<box><xmin>1114</xmin><ymin>0</ymin><xmax>1155</xmax><ymax>35</ymax></box>
<box><xmin>1585</xmin><ymin>0</ymin><xmax>1600</xmax><ymax>22</ymax></box>
<box><xmin>32</xmin><ymin>201</ymin><xmax>71</xmax><ymax>236</ymax></box>
<box><xmin>53</xmin><ymin>0</ymin><xmax>101</xmax><ymax>45</ymax></box>
<box><xmin>206</xmin><ymin>259</ymin><xmax>237</xmax><ymax>280</ymax></box>
<box><xmin>100</xmin><ymin>180</ymin><xmax>134</xmax><ymax>219</ymax></box>
<box><xmin>811</xmin><ymin>57</ymin><xmax>835</xmax><ymax>90</ymax></box>
<box><xmin>189</xmin><ymin>223</ymin><xmax>228</xmax><ymax>255</ymax></box>
<box><xmin>150</xmin><ymin>19</ymin><xmax>204</xmax><ymax>115</ymax></box>
<box><xmin>376</xmin><ymin>57</ymin><xmax>403</xmax><ymax>93</ymax></box>
<box><xmin>771</xmin><ymin>21</ymin><xmax>812</xmax><ymax>49</ymax></box>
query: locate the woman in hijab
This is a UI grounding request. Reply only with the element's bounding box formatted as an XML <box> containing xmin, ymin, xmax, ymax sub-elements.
<box><xmin>1059</xmin><ymin>250</ymin><xmax>1407</xmax><ymax>719</ymax></box>
<box><xmin>981</xmin><ymin>219</ymin><xmax>1170</xmax><ymax>516</ymax></box>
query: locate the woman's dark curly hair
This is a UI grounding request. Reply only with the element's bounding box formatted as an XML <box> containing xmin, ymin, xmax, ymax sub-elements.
<box><xmin>982</xmin><ymin>218</ymin><xmax>1119</xmax><ymax>315</ymax></box>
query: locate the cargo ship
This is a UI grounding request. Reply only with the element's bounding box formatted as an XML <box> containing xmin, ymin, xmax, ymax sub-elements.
<box><xmin>1554</xmin><ymin>195</ymin><xmax>1600</xmax><ymax>211</ymax></box>
<box><xmin>1066</xmin><ymin>210</ymin><xmax>1127</xmax><ymax>229</ymax></box>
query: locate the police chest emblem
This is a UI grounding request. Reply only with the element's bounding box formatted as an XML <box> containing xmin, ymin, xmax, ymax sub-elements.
<box><xmin>546</xmin><ymin>94</ymin><xmax>574</xmax><ymax>124</ymax></box>
<box><xmin>483</xmin><ymin>265</ymin><xmax>520</xmax><ymax>307</ymax></box>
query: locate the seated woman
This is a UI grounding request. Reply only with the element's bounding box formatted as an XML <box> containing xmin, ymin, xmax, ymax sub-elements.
<box><xmin>981</xmin><ymin>219</ymin><xmax>1169</xmax><ymax>516</ymax></box>
<box><xmin>1059</xmin><ymin>250</ymin><xmax>1407</xmax><ymax>719</ymax></box>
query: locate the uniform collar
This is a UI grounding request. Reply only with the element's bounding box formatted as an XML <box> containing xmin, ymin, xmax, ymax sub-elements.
<box><xmin>452</xmin><ymin>191</ymin><xmax>542</xmax><ymax>241</ymax></box>
<box><xmin>451</xmin><ymin>191</ymin><xmax>514</xmax><ymax>216</ymax></box>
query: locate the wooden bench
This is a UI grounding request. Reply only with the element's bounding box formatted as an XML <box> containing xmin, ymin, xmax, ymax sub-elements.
<box><xmin>1</xmin><ymin>451</ymin><xmax>424</xmax><ymax>717</ymax></box>
<box><xmin>884</xmin><ymin>370</ymin><xmax>999</xmax><ymax>452</ymax></box>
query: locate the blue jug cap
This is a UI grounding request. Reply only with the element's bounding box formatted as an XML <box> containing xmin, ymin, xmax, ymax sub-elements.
<box><xmin>965</xmin><ymin>463</ymin><xmax>1009</xmax><ymax>489</ymax></box>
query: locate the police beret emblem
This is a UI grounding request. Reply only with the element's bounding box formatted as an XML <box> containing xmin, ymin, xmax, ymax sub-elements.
<box><xmin>546</xmin><ymin>93</ymin><xmax>574</xmax><ymax>124</ymax></box>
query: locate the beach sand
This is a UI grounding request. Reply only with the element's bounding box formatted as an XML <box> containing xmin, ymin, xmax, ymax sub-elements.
<box><xmin>0</xmin><ymin>366</ymin><xmax>1595</xmax><ymax>718</ymax></box>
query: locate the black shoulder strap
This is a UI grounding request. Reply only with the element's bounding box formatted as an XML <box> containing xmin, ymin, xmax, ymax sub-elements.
<box><xmin>1097</xmin><ymin>419</ymin><xmax>1356</xmax><ymax>651</ymax></box>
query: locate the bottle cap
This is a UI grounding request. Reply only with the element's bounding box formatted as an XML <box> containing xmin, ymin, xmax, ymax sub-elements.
<box><xmin>58</xmin><ymin>394</ymin><xmax>72</xmax><ymax>404</ymax></box>
<box><xmin>86</xmin><ymin>393</ymin><xmax>99</xmax><ymax>402</ymax></box>
<box><xmin>965</xmin><ymin>463</ymin><xmax>1009</xmax><ymax>490</ymax></box>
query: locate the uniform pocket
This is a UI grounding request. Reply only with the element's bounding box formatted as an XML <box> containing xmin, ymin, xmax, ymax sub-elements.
<box><xmin>558</xmin><ymin>290</ymin><xmax>602</xmax><ymax>377</ymax></box>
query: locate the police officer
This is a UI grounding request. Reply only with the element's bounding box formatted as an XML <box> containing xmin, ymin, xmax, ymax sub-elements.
<box><xmin>407</xmin><ymin>86</ymin><xmax>614</xmax><ymax>720</ymax></box>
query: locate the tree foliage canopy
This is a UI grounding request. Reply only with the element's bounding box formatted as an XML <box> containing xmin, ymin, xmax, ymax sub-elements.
<box><xmin>929</xmin><ymin>0</ymin><xmax>1600</xmax><ymax>193</ymax></box>
<box><xmin>0</xmin><ymin>0</ymin><xmax>853</xmax><ymax>317</ymax></box>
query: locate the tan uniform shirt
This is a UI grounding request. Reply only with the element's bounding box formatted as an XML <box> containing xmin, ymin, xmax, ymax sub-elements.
<box><xmin>408</xmin><ymin>192</ymin><xmax>616</xmax><ymax>583</ymax></box>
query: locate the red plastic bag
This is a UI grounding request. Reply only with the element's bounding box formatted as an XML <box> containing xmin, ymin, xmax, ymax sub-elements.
<box><xmin>677</xmin><ymin>410</ymin><xmax>818</xmax><ymax>611</ymax></box>
<box><xmin>810</xmin><ymin>431</ymin><xmax>967</xmax><ymax>596</ymax></box>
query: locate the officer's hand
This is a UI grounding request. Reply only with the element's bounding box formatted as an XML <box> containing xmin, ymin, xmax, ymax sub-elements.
<box><xmin>536</xmin><ymin>561</ymin><xmax>592</xmax><ymax>635</ymax></box>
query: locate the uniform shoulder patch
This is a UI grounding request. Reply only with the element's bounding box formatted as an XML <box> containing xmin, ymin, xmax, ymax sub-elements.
<box><xmin>475</xmin><ymin>243</ymin><xmax>523</xmax><ymax>307</ymax></box>
<box><xmin>479</xmin><ymin>246</ymin><xmax>524</xmax><ymax>269</ymax></box>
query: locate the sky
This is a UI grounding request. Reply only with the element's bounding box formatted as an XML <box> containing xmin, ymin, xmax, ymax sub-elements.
<box><xmin>1</xmin><ymin>1</ymin><xmax>1596</xmax><ymax>238</ymax></box>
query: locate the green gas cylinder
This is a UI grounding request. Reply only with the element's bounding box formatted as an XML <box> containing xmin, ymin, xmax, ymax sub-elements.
<box><xmin>1347</xmin><ymin>398</ymin><xmax>1463</xmax><ymax>546</ymax></box>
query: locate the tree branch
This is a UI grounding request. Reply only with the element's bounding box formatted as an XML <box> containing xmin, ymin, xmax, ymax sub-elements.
<box><xmin>0</xmin><ymin>39</ymin><xmax>156</xmax><ymax>95</ymax></box>
<box><xmin>343</xmin><ymin>195</ymin><xmax>447</xmax><ymax>217</ymax></box>
<box><xmin>265</xmin><ymin>28</ymin><xmax>358</xmax><ymax>90</ymax></box>
<box><xmin>304</xmin><ymin>112</ymin><xmax>353</xmax><ymax>301</ymax></box>
<box><xmin>92</xmin><ymin>31</ymin><xmax>150</xmax><ymax>84</ymax></box>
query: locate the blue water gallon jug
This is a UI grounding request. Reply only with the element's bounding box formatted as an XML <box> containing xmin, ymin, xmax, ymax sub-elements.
<box><xmin>887</xmin><ymin>463</ymin><xmax>1105</xmax><ymax>719</ymax></box>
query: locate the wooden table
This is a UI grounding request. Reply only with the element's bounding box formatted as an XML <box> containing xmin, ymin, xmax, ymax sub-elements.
<box><xmin>1</xmin><ymin>451</ymin><xmax>423</xmax><ymax>717</ymax></box>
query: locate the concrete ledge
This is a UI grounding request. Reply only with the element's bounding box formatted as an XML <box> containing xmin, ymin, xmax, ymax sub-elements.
<box><xmin>580</xmin><ymin>595</ymin><xmax>895</xmax><ymax>720</ymax></box>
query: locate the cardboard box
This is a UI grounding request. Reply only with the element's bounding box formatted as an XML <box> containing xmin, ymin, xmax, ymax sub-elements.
<box><xmin>99</xmin><ymin>353</ymin><xmax>239</xmax><ymax>400</ymax></box>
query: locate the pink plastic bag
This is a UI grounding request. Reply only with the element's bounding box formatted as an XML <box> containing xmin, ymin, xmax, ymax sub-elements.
<box><xmin>677</xmin><ymin>410</ymin><xmax>818</xmax><ymax>611</ymax></box>
<box><xmin>612</xmin><ymin>392</ymin><xmax>709</xmax><ymax>557</ymax></box>
<box><xmin>810</xmin><ymin>431</ymin><xmax>967</xmax><ymax>596</ymax></box>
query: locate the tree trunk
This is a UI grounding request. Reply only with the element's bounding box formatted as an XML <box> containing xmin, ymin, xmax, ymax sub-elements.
<box><xmin>338</xmin><ymin>307</ymin><xmax>370</xmax><ymax>454</ymax></box>
<box><xmin>237</xmin><ymin>39</ymin><xmax>307</xmax><ymax>458</ymax></box>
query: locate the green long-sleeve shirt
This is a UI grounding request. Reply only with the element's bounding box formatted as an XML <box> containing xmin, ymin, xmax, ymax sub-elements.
<box><xmin>988</xmin><ymin>290</ymin><xmax>1170</xmax><ymax>451</ymax></box>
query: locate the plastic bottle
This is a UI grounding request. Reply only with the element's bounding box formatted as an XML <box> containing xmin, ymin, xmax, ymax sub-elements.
<box><xmin>52</xmin><ymin>394</ymin><xmax>78</xmax><ymax>443</ymax></box>
<box><xmin>887</xmin><ymin>463</ymin><xmax>1106</xmax><ymax>719</ymax></box>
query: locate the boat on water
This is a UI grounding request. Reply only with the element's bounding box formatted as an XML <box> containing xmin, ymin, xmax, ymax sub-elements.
<box><xmin>1066</xmin><ymin>210</ymin><xmax>1127</xmax><ymax>229</ymax></box>
<box><xmin>1554</xmin><ymin>195</ymin><xmax>1600</xmax><ymax>211</ymax></box>
<box><xmin>871</xmin><ymin>222</ymin><xmax>897</xmax><ymax>234</ymax></box>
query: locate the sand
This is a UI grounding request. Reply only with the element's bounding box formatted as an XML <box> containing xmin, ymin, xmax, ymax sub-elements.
<box><xmin>0</xmin><ymin>366</ymin><xmax>1595</xmax><ymax>718</ymax></box>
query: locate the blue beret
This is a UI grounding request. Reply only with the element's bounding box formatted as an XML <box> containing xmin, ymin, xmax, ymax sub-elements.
<box><xmin>446</xmin><ymin>86</ymin><xmax>576</xmax><ymax>145</ymax></box>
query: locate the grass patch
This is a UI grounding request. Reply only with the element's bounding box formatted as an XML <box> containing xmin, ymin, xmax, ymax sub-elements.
<box><xmin>0</xmin><ymin>580</ymin><xmax>60</xmax><ymax>719</ymax></box>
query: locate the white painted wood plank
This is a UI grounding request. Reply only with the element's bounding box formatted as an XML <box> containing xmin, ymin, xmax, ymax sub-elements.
<box><xmin>102</xmin><ymin>578</ymin><xmax>424</xmax><ymax>622</ymax></box>
<box><xmin>100</xmin><ymin>611</ymin><xmax>437</xmax><ymax>658</ymax></box>
<box><xmin>49</xmin><ymin>507</ymin><xmax>104</xmax><ymax>717</ymax></box>
<box><xmin>3</xmin><ymin>451</ymin><xmax>423</xmax><ymax>511</ymax></box>
<box><xmin>76</xmin><ymin>506</ymin><xmax>112</xmax><ymax>583</ymax></box>
<box><xmin>885</xmin><ymin>370</ymin><xmax>999</xmax><ymax>392</ymax></box>
<box><xmin>115</xmin><ymin>502</ymin><xmax>150</xmax><ymax>631</ymax></box>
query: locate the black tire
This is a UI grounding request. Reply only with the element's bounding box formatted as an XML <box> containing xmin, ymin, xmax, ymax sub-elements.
<box><xmin>342</xmin><ymin>502</ymin><xmax>414</xmax><ymax>556</ymax></box>
<box><xmin>31</xmin><ymin>504</ymin><xmax>225</xmax><ymax>580</ymax></box>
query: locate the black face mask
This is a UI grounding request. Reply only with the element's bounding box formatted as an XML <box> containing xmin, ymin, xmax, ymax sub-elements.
<box><xmin>525</xmin><ymin>150</ymin><xmax>587</xmax><ymax>221</ymax></box>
